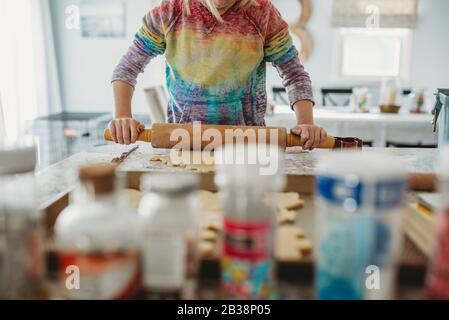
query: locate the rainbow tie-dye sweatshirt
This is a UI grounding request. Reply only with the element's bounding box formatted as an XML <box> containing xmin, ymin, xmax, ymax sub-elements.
<box><xmin>112</xmin><ymin>0</ymin><xmax>314</xmax><ymax>125</ymax></box>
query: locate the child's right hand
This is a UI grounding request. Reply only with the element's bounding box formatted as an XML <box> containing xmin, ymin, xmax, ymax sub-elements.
<box><xmin>108</xmin><ymin>118</ymin><xmax>144</xmax><ymax>145</ymax></box>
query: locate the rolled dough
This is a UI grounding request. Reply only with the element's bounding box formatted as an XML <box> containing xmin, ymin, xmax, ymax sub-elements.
<box><xmin>150</xmin><ymin>151</ymin><xmax>215</xmax><ymax>173</ymax></box>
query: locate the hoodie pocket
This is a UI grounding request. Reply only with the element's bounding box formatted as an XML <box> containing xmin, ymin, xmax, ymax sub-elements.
<box><xmin>178</xmin><ymin>100</ymin><xmax>245</xmax><ymax>125</ymax></box>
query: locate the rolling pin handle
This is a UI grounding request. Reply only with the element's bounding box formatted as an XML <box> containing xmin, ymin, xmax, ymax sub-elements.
<box><xmin>287</xmin><ymin>133</ymin><xmax>336</xmax><ymax>149</ymax></box>
<box><xmin>103</xmin><ymin>128</ymin><xmax>152</xmax><ymax>143</ymax></box>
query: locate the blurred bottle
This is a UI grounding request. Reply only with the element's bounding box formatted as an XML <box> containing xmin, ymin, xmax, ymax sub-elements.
<box><xmin>351</xmin><ymin>87</ymin><xmax>371</xmax><ymax>113</ymax></box>
<box><xmin>379</xmin><ymin>78</ymin><xmax>401</xmax><ymax>107</ymax></box>
<box><xmin>55</xmin><ymin>164</ymin><xmax>141</xmax><ymax>300</ymax></box>
<box><xmin>315</xmin><ymin>152</ymin><xmax>407</xmax><ymax>300</ymax></box>
<box><xmin>215</xmin><ymin>143</ymin><xmax>285</xmax><ymax>300</ymax></box>
<box><xmin>138</xmin><ymin>173</ymin><xmax>200</xmax><ymax>300</ymax></box>
<box><xmin>426</xmin><ymin>146</ymin><xmax>449</xmax><ymax>299</ymax></box>
<box><xmin>0</xmin><ymin>142</ymin><xmax>47</xmax><ymax>299</ymax></box>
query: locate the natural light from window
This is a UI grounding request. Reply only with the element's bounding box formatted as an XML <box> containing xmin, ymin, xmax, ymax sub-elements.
<box><xmin>335</xmin><ymin>28</ymin><xmax>412</xmax><ymax>81</ymax></box>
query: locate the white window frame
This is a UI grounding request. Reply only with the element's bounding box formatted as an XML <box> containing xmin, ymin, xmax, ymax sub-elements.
<box><xmin>331</xmin><ymin>28</ymin><xmax>413</xmax><ymax>85</ymax></box>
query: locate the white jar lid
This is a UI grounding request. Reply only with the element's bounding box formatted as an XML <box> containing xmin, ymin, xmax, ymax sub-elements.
<box><xmin>141</xmin><ymin>172</ymin><xmax>199</xmax><ymax>194</ymax></box>
<box><xmin>0</xmin><ymin>144</ymin><xmax>37</xmax><ymax>175</ymax></box>
<box><xmin>316</xmin><ymin>151</ymin><xmax>407</xmax><ymax>181</ymax></box>
<box><xmin>214</xmin><ymin>143</ymin><xmax>286</xmax><ymax>192</ymax></box>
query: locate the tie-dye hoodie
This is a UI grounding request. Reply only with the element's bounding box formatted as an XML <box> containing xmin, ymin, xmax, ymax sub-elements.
<box><xmin>112</xmin><ymin>0</ymin><xmax>314</xmax><ymax>125</ymax></box>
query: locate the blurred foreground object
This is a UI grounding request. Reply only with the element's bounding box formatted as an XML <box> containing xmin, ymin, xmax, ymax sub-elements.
<box><xmin>138</xmin><ymin>173</ymin><xmax>200</xmax><ymax>300</ymax></box>
<box><xmin>0</xmin><ymin>141</ymin><xmax>47</xmax><ymax>299</ymax></box>
<box><xmin>54</xmin><ymin>164</ymin><xmax>141</xmax><ymax>299</ymax></box>
<box><xmin>426</xmin><ymin>146</ymin><xmax>449</xmax><ymax>299</ymax></box>
<box><xmin>316</xmin><ymin>151</ymin><xmax>407</xmax><ymax>300</ymax></box>
<box><xmin>215</xmin><ymin>143</ymin><xmax>285</xmax><ymax>299</ymax></box>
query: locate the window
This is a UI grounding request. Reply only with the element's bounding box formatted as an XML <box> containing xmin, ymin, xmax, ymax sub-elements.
<box><xmin>332</xmin><ymin>28</ymin><xmax>412</xmax><ymax>83</ymax></box>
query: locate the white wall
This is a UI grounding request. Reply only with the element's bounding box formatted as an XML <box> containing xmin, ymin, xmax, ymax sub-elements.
<box><xmin>50</xmin><ymin>0</ymin><xmax>449</xmax><ymax>113</ymax></box>
<box><xmin>50</xmin><ymin>0</ymin><xmax>165</xmax><ymax>114</ymax></box>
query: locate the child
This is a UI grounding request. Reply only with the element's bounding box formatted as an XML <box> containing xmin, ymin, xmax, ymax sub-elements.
<box><xmin>110</xmin><ymin>0</ymin><xmax>327</xmax><ymax>150</ymax></box>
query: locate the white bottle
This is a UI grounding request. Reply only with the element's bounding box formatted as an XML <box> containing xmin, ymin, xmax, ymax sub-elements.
<box><xmin>55</xmin><ymin>164</ymin><xmax>142</xmax><ymax>300</ymax></box>
<box><xmin>138</xmin><ymin>173</ymin><xmax>200</xmax><ymax>300</ymax></box>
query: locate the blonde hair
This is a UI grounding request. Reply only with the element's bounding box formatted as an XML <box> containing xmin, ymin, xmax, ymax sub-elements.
<box><xmin>183</xmin><ymin>0</ymin><xmax>257</xmax><ymax>22</ymax></box>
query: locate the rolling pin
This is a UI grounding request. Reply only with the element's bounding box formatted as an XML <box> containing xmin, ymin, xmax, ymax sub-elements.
<box><xmin>104</xmin><ymin>123</ymin><xmax>363</xmax><ymax>150</ymax></box>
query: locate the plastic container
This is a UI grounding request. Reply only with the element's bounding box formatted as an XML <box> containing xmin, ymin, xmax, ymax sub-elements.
<box><xmin>0</xmin><ymin>142</ymin><xmax>47</xmax><ymax>299</ymax></box>
<box><xmin>138</xmin><ymin>173</ymin><xmax>200</xmax><ymax>300</ymax></box>
<box><xmin>54</xmin><ymin>164</ymin><xmax>142</xmax><ymax>300</ymax></box>
<box><xmin>215</xmin><ymin>143</ymin><xmax>285</xmax><ymax>300</ymax></box>
<box><xmin>315</xmin><ymin>152</ymin><xmax>407</xmax><ymax>300</ymax></box>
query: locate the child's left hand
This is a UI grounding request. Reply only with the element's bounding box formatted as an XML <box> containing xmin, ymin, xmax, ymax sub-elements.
<box><xmin>291</xmin><ymin>125</ymin><xmax>327</xmax><ymax>150</ymax></box>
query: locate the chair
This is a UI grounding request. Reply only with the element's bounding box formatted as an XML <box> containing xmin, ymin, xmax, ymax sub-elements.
<box><xmin>272</xmin><ymin>86</ymin><xmax>289</xmax><ymax>105</ymax></box>
<box><xmin>386</xmin><ymin>141</ymin><xmax>437</xmax><ymax>148</ymax></box>
<box><xmin>321</xmin><ymin>88</ymin><xmax>353</xmax><ymax>107</ymax></box>
<box><xmin>144</xmin><ymin>86</ymin><xmax>168</xmax><ymax>124</ymax></box>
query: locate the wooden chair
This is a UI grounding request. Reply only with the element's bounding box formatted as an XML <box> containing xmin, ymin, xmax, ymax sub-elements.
<box><xmin>386</xmin><ymin>141</ymin><xmax>437</xmax><ymax>148</ymax></box>
<box><xmin>321</xmin><ymin>88</ymin><xmax>353</xmax><ymax>107</ymax></box>
<box><xmin>144</xmin><ymin>86</ymin><xmax>168</xmax><ymax>124</ymax></box>
<box><xmin>272</xmin><ymin>87</ymin><xmax>289</xmax><ymax>105</ymax></box>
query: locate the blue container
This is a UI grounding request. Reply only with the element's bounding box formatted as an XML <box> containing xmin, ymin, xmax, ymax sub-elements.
<box><xmin>315</xmin><ymin>153</ymin><xmax>407</xmax><ymax>300</ymax></box>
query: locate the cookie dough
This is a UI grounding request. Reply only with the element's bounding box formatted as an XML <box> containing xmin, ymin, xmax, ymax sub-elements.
<box><xmin>150</xmin><ymin>151</ymin><xmax>215</xmax><ymax>173</ymax></box>
<box><xmin>124</xmin><ymin>188</ymin><xmax>311</xmax><ymax>262</ymax></box>
<box><xmin>275</xmin><ymin>226</ymin><xmax>312</xmax><ymax>262</ymax></box>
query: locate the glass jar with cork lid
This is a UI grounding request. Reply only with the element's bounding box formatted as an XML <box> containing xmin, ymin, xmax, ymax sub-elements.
<box><xmin>54</xmin><ymin>164</ymin><xmax>142</xmax><ymax>300</ymax></box>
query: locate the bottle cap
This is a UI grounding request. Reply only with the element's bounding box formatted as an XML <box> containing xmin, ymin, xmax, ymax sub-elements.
<box><xmin>79</xmin><ymin>164</ymin><xmax>117</xmax><ymax>195</ymax></box>
<box><xmin>317</xmin><ymin>151</ymin><xmax>407</xmax><ymax>181</ymax></box>
<box><xmin>0</xmin><ymin>142</ymin><xmax>37</xmax><ymax>175</ymax></box>
<box><xmin>214</xmin><ymin>143</ymin><xmax>286</xmax><ymax>192</ymax></box>
<box><xmin>141</xmin><ymin>172</ymin><xmax>199</xmax><ymax>195</ymax></box>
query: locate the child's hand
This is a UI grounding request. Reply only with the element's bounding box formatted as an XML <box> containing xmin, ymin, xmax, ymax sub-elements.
<box><xmin>291</xmin><ymin>125</ymin><xmax>327</xmax><ymax>151</ymax></box>
<box><xmin>108</xmin><ymin>118</ymin><xmax>144</xmax><ymax>145</ymax></box>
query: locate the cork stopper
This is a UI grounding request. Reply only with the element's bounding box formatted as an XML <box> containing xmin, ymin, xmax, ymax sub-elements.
<box><xmin>79</xmin><ymin>164</ymin><xmax>117</xmax><ymax>195</ymax></box>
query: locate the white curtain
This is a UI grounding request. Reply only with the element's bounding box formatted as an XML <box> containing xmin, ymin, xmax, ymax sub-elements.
<box><xmin>0</xmin><ymin>0</ymin><xmax>61</xmax><ymax>140</ymax></box>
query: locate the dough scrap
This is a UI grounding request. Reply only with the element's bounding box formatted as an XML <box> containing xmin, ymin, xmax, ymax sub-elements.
<box><xmin>275</xmin><ymin>226</ymin><xmax>311</xmax><ymax>262</ymax></box>
<box><xmin>149</xmin><ymin>155</ymin><xmax>170</xmax><ymax>164</ymax></box>
<box><xmin>277</xmin><ymin>209</ymin><xmax>297</xmax><ymax>225</ymax></box>
<box><xmin>150</xmin><ymin>151</ymin><xmax>215</xmax><ymax>173</ymax></box>
<box><xmin>272</xmin><ymin>193</ymin><xmax>305</xmax><ymax>211</ymax></box>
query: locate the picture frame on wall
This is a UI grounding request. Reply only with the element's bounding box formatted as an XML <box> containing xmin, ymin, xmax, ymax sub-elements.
<box><xmin>80</xmin><ymin>0</ymin><xmax>126</xmax><ymax>38</ymax></box>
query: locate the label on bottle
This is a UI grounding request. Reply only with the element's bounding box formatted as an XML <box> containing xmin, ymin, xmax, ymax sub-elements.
<box><xmin>58</xmin><ymin>250</ymin><xmax>141</xmax><ymax>300</ymax></box>
<box><xmin>142</xmin><ymin>233</ymin><xmax>186</xmax><ymax>290</ymax></box>
<box><xmin>221</xmin><ymin>217</ymin><xmax>277</xmax><ymax>300</ymax></box>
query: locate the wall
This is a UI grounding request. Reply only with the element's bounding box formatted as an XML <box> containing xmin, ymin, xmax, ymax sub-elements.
<box><xmin>49</xmin><ymin>0</ymin><xmax>165</xmax><ymax>114</ymax></box>
<box><xmin>50</xmin><ymin>0</ymin><xmax>449</xmax><ymax>114</ymax></box>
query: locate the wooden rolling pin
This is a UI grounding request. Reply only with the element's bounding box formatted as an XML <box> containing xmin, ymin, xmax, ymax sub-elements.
<box><xmin>104</xmin><ymin>123</ymin><xmax>363</xmax><ymax>150</ymax></box>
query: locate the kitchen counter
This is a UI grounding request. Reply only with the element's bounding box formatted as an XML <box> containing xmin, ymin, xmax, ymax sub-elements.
<box><xmin>36</xmin><ymin>143</ymin><xmax>435</xmax><ymax>300</ymax></box>
<box><xmin>36</xmin><ymin>142</ymin><xmax>439</xmax><ymax>210</ymax></box>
